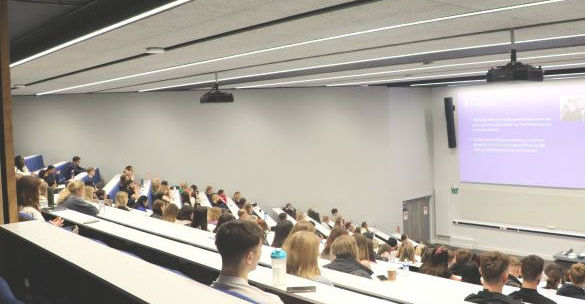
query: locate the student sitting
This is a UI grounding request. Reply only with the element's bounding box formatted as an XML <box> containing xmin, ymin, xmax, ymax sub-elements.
<box><xmin>232</xmin><ymin>191</ymin><xmax>242</xmax><ymax>207</ymax></box>
<box><xmin>62</xmin><ymin>181</ymin><xmax>98</xmax><ymax>216</ymax></box>
<box><xmin>508</xmin><ymin>255</ymin><xmax>557</xmax><ymax>304</ymax></box>
<box><xmin>150</xmin><ymin>199</ymin><xmax>165</xmax><ymax>219</ymax></box>
<box><xmin>191</xmin><ymin>206</ymin><xmax>209</xmax><ymax>231</ymax></box>
<box><xmin>353</xmin><ymin>234</ymin><xmax>373</xmax><ymax>270</ymax></box>
<box><xmin>398</xmin><ymin>241</ymin><xmax>416</xmax><ymax>264</ymax></box>
<box><xmin>115</xmin><ymin>191</ymin><xmax>130</xmax><ymax>211</ymax></box>
<box><xmin>39</xmin><ymin>180</ymin><xmax>49</xmax><ymax>207</ymax></box>
<box><xmin>307</xmin><ymin>208</ymin><xmax>321</xmax><ymax>223</ymax></box>
<box><xmin>557</xmin><ymin>263</ymin><xmax>585</xmax><ymax>300</ymax></box>
<box><xmin>544</xmin><ymin>264</ymin><xmax>564</xmax><ymax>290</ymax></box>
<box><xmin>376</xmin><ymin>243</ymin><xmax>394</xmax><ymax>261</ymax></box>
<box><xmin>277</xmin><ymin>212</ymin><xmax>287</xmax><ymax>222</ymax></box>
<box><xmin>71</xmin><ymin>156</ymin><xmax>85</xmax><ymax>176</ymax></box>
<box><xmin>450</xmin><ymin>249</ymin><xmax>473</xmax><ymax>276</ymax></box>
<box><xmin>217</xmin><ymin>189</ymin><xmax>228</xmax><ymax>204</ymax></box>
<box><xmin>212</xmin><ymin>221</ymin><xmax>284</xmax><ymax>304</ymax></box>
<box><xmin>40</xmin><ymin>165</ymin><xmax>57</xmax><ymax>187</ymax></box>
<box><xmin>85</xmin><ymin>167</ymin><xmax>97</xmax><ymax>188</ymax></box>
<box><xmin>288</xmin><ymin>220</ymin><xmax>316</xmax><ymax>237</ymax></box>
<box><xmin>180</xmin><ymin>191</ymin><xmax>191</xmax><ymax>207</ymax></box>
<box><xmin>134</xmin><ymin>195</ymin><xmax>148</xmax><ymax>211</ymax></box>
<box><xmin>17</xmin><ymin>176</ymin><xmax>63</xmax><ymax>226</ymax></box>
<box><xmin>238</xmin><ymin>209</ymin><xmax>253</xmax><ymax>222</ymax></box>
<box><xmin>211</xmin><ymin>193</ymin><xmax>228</xmax><ymax>210</ymax></box>
<box><xmin>331</xmin><ymin>208</ymin><xmax>341</xmax><ymax>222</ymax></box>
<box><xmin>323</xmin><ymin>235</ymin><xmax>373</xmax><ymax>279</ymax></box>
<box><xmin>464</xmin><ymin>251</ymin><xmax>523</xmax><ymax>304</ymax></box>
<box><xmin>162</xmin><ymin>204</ymin><xmax>179</xmax><ymax>223</ymax></box>
<box><xmin>420</xmin><ymin>246</ymin><xmax>453</xmax><ymax>279</ymax></box>
<box><xmin>283</xmin><ymin>203</ymin><xmax>296</xmax><ymax>218</ymax></box>
<box><xmin>506</xmin><ymin>257</ymin><xmax>522</xmax><ymax>288</ymax></box>
<box><xmin>321</xmin><ymin>227</ymin><xmax>349</xmax><ymax>260</ymax></box>
<box><xmin>243</xmin><ymin>202</ymin><xmax>253</xmax><ymax>216</ymax></box>
<box><xmin>205</xmin><ymin>185</ymin><xmax>213</xmax><ymax>201</ymax></box>
<box><xmin>208</xmin><ymin>207</ymin><xmax>222</xmax><ymax>225</ymax></box>
<box><xmin>461</xmin><ymin>262</ymin><xmax>482</xmax><ymax>285</ymax></box>
<box><xmin>177</xmin><ymin>204</ymin><xmax>194</xmax><ymax>225</ymax></box>
<box><xmin>283</xmin><ymin>231</ymin><xmax>333</xmax><ymax>286</ymax></box>
<box><xmin>271</xmin><ymin>219</ymin><xmax>293</xmax><ymax>248</ymax></box>
<box><xmin>321</xmin><ymin>215</ymin><xmax>333</xmax><ymax>228</ymax></box>
<box><xmin>213</xmin><ymin>213</ymin><xmax>236</xmax><ymax>233</ymax></box>
<box><xmin>14</xmin><ymin>155</ymin><xmax>30</xmax><ymax>176</ymax></box>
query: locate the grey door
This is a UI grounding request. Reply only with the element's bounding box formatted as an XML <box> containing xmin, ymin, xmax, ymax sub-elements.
<box><xmin>402</xmin><ymin>196</ymin><xmax>431</xmax><ymax>243</ymax></box>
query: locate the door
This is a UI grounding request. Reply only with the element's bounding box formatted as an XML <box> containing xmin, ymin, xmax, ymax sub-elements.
<box><xmin>402</xmin><ymin>196</ymin><xmax>431</xmax><ymax>243</ymax></box>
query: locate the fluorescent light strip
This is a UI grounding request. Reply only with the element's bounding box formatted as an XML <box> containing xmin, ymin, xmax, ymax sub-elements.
<box><xmin>10</xmin><ymin>0</ymin><xmax>192</xmax><ymax>68</ymax></box>
<box><xmin>410</xmin><ymin>79</ymin><xmax>486</xmax><ymax>87</ymax></box>
<box><xmin>37</xmin><ymin>0</ymin><xmax>567</xmax><ymax>95</ymax></box>
<box><xmin>542</xmin><ymin>62</ymin><xmax>585</xmax><ymax>69</ymax></box>
<box><xmin>516</xmin><ymin>32</ymin><xmax>585</xmax><ymax>44</ymax></box>
<box><xmin>545</xmin><ymin>72</ymin><xmax>585</xmax><ymax>78</ymax></box>
<box><xmin>548</xmin><ymin>75</ymin><xmax>585</xmax><ymax>81</ymax></box>
<box><xmin>142</xmin><ymin>50</ymin><xmax>585</xmax><ymax>91</ymax></box>
<box><xmin>326</xmin><ymin>71</ymin><xmax>486</xmax><ymax>87</ymax></box>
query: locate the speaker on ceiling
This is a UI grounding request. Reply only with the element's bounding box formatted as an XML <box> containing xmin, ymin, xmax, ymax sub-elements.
<box><xmin>444</xmin><ymin>97</ymin><xmax>457</xmax><ymax>149</ymax></box>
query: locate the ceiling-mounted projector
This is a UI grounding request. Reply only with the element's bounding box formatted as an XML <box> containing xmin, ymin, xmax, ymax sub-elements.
<box><xmin>200</xmin><ymin>82</ymin><xmax>234</xmax><ymax>103</ymax></box>
<box><xmin>486</xmin><ymin>49</ymin><xmax>543</xmax><ymax>82</ymax></box>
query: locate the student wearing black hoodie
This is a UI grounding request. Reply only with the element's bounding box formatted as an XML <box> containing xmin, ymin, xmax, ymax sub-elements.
<box><xmin>557</xmin><ymin>263</ymin><xmax>585</xmax><ymax>300</ymax></box>
<box><xmin>508</xmin><ymin>255</ymin><xmax>556</xmax><ymax>304</ymax></box>
<box><xmin>464</xmin><ymin>251</ymin><xmax>523</xmax><ymax>304</ymax></box>
<box><xmin>323</xmin><ymin>235</ymin><xmax>373</xmax><ymax>279</ymax></box>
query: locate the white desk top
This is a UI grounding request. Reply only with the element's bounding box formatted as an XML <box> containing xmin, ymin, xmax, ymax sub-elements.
<box><xmin>73</xmin><ymin>172</ymin><xmax>88</xmax><ymax>181</ymax></box>
<box><xmin>171</xmin><ymin>189</ymin><xmax>181</xmax><ymax>208</ymax></box>
<box><xmin>272</xmin><ymin>208</ymin><xmax>297</xmax><ymax>225</ymax></box>
<box><xmin>304</xmin><ymin>214</ymin><xmax>331</xmax><ymax>237</ymax></box>
<box><xmin>0</xmin><ymin>221</ymin><xmax>246</xmax><ymax>304</ymax></box>
<box><xmin>199</xmin><ymin>192</ymin><xmax>212</xmax><ymax>208</ymax></box>
<box><xmin>49</xmin><ymin>209</ymin><xmax>393</xmax><ymax>304</ymax></box>
<box><xmin>103</xmin><ymin>174</ymin><xmax>121</xmax><ymax>194</ymax></box>
<box><xmin>226</xmin><ymin>197</ymin><xmax>240</xmax><ymax>219</ymax></box>
<box><xmin>253</xmin><ymin>206</ymin><xmax>277</xmax><ymax>227</ymax></box>
<box><xmin>33</xmin><ymin>160</ymin><xmax>68</xmax><ymax>175</ymax></box>
<box><xmin>138</xmin><ymin>179</ymin><xmax>151</xmax><ymax>197</ymax></box>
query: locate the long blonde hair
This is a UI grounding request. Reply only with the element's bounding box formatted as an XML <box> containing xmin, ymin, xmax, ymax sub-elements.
<box><xmin>58</xmin><ymin>180</ymin><xmax>84</xmax><ymax>204</ymax></box>
<box><xmin>115</xmin><ymin>191</ymin><xmax>129</xmax><ymax>207</ymax></box>
<box><xmin>282</xmin><ymin>231</ymin><xmax>321</xmax><ymax>279</ymax></box>
<box><xmin>162</xmin><ymin>204</ymin><xmax>178</xmax><ymax>223</ymax></box>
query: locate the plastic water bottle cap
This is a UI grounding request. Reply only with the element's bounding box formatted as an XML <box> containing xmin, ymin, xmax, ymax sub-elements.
<box><xmin>271</xmin><ymin>249</ymin><xmax>287</xmax><ymax>259</ymax></box>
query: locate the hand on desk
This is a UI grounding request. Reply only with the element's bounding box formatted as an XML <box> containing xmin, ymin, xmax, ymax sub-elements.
<box><xmin>50</xmin><ymin>217</ymin><xmax>64</xmax><ymax>227</ymax></box>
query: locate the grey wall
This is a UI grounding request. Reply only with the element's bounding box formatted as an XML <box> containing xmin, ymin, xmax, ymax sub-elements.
<box><xmin>13</xmin><ymin>87</ymin><xmax>434</xmax><ymax>233</ymax></box>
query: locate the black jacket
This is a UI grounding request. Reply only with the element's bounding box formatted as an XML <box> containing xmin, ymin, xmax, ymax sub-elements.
<box><xmin>509</xmin><ymin>288</ymin><xmax>556</xmax><ymax>304</ymax></box>
<box><xmin>323</xmin><ymin>257</ymin><xmax>373</xmax><ymax>279</ymax></box>
<box><xmin>506</xmin><ymin>274</ymin><xmax>522</xmax><ymax>288</ymax></box>
<box><xmin>62</xmin><ymin>196</ymin><xmax>98</xmax><ymax>216</ymax></box>
<box><xmin>557</xmin><ymin>283</ymin><xmax>585</xmax><ymax>300</ymax></box>
<box><xmin>465</xmin><ymin>290</ymin><xmax>523</xmax><ymax>304</ymax></box>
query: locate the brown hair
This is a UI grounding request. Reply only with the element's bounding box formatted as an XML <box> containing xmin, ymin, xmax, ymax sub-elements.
<box><xmin>289</xmin><ymin>220</ymin><xmax>315</xmax><ymax>236</ymax></box>
<box><xmin>399</xmin><ymin>243</ymin><xmax>416</xmax><ymax>263</ymax></box>
<box><xmin>322</xmin><ymin>227</ymin><xmax>348</xmax><ymax>257</ymax></box>
<box><xmin>152</xmin><ymin>199</ymin><xmax>165</xmax><ymax>217</ymax></box>
<box><xmin>569</xmin><ymin>263</ymin><xmax>585</xmax><ymax>285</ymax></box>
<box><xmin>331</xmin><ymin>235</ymin><xmax>359</xmax><ymax>260</ymax></box>
<box><xmin>282</xmin><ymin>231</ymin><xmax>321</xmax><ymax>279</ymax></box>
<box><xmin>243</xmin><ymin>202</ymin><xmax>253</xmax><ymax>215</ymax></box>
<box><xmin>353</xmin><ymin>233</ymin><xmax>370</xmax><ymax>262</ymax></box>
<box><xmin>479</xmin><ymin>251</ymin><xmax>510</xmax><ymax>285</ymax></box>
<box><xmin>17</xmin><ymin>176</ymin><xmax>41</xmax><ymax>210</ymax></box>
<box><xmin>521</xmin><ymin>255</ymin><xmax>544</xmax><ymax>283</ymax></box>
<box><xmin>208</xmin><ymin>207</ymin><xmax>222</xmax><ymax>222</ymax></box>
<box><xmin>115</xmin><ymin>191</ymin><xmax>129</xmax><ymax>207</ymax></box>
<box><xmin>162</xmin><ymin>204</ymin><xmax>179</xmax><ymax>223</ymax></box>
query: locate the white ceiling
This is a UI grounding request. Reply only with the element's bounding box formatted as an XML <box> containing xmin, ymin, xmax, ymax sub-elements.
<box><xmin>9</xmin><ymin>0</ymin><xmax>585</xmax><ymax>95</ymax></box>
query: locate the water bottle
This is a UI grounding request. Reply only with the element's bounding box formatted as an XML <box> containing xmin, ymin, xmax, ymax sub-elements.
<box><xmin>99</xmin><ymin>200</ymin><xmax>105</xmax><ymax>214</ymax></box>
<box><xmin>402</xmin><ymin>261</ymin><xmax>410</xmax><ymax>272</ymax></box>
<box><xmin>271</xmin><ymin>249</ymin><xmax>287</xmax><ymax>287</ymax></box>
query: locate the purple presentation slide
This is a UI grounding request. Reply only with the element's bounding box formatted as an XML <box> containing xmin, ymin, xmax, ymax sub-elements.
<box><xmin>457</xmin><ymin>83</ymin><xmax>585</xmax><ymax>189</ymax></box>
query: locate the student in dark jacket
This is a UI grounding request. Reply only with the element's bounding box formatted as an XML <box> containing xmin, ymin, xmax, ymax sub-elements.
<box><xmin>465</xmin><ymin>251</ymin><xmax>523</xmax><ymax>304</ymax></box>
<box><xmin>450</xmin><ymin>249</ymin><xmax>473</xmax><ymax>276</ymax></box>
<box><xmin>150</xmin><ymin>199</ymin><xmax>165</xmax><ymax>219</ymax></box>
<box><xmin>508</xmin><ymin>255</ymin><xmax>556</xmax><ymax>304</ymax></box>
<box><xmin>71</xmin><ymin>156</ymin><xmax>85</xmax><ymax>176</ymax></box>
<box><xmin>61</xmin><ymin>181</ymin><xmax>98</xmax><ymax>216</ymax></box>
<box><xmin>323</xmin><ymin>235</ymin><xmax>373</xmax><ymax>279</ymax></box>
<box><xmin>557</xmin><ymin>263</ymin><xmax>585</xmax><ymax>300</ymax></box>
<box><xmin>505</xmin><ymin>257</ymin><xmax>522</xmax><ymax>288</ymax></box>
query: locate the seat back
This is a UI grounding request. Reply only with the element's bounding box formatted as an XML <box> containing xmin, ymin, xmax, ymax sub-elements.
<box><xmin>0</xmin><ymin>276</ymin><xmax>24</xmax><ymax>304</ymax></box>
<box><xmin>214</xmin><ymin>288</ymin><xmax>261</xmax><ymax>304</ymax></box>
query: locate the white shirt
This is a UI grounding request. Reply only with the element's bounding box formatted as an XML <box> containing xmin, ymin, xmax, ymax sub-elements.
<box><xmin>15</xmin><ymin>166</ymin><xmax>31</xmax><ymax>176</ymax></box>
<box><xmin>20</xmin><ymin>206</ymin><xmax>44</xmax><ymax>220</ymax></box>
<box><xmin>211</xmin><ymin>275</ymin><xmax>283</xmax><ymax>304</ymax></box>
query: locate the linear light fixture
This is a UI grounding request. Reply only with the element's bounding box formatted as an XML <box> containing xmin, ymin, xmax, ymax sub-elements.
<box><xmin>35</xmin><ymin>0</ymin><xmax>568</xmax><ymax>95</ymax></box>
<box><xmin>10</xmin><ymin>0</ymin><xmax>192</xmax><ymax>68</ymax></box>
<box><xmin>410</xmin><ymin>79</ymin><xmax>486</xmax><ymax>87</ymax></box>
<box><xmin>326</xmin><ymin>71</ymin><xmax>487</xmax><ymax>87</ymax></box>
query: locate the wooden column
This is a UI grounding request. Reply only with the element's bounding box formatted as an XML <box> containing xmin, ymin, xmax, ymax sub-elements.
<box><xmin>0</xmin><ymin>0</ymin><xmax>17</xmax><ymax>224</ymax></box>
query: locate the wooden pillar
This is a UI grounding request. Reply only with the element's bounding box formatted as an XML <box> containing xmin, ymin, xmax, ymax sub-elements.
<box><xmin>0</xmin><ymin>0</ymin><xmax>17</xmax><ymax>224</ymax></box>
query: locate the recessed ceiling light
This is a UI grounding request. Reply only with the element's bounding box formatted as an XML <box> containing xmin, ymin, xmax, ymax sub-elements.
<box><xmin>36</xmin><ymin>0</ymin><xmax>567</xmax><ymax>95</ymax></box>
<box><xmin>9</xmin><ymin>0</ymin><xmax>191</xmax><ymax>68</ymax></box>
<box><xmin>145</xmin><ymin>47</ymin><xmax>166</xmax><ymax>54</ymax></box>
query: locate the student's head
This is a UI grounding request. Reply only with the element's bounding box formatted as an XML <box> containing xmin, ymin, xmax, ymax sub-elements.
<box><xmin>353</xmin><ymin>233</ymin><xmax>370</xmax><ymax>262</ymax></box>
<box><xmin>289</xmin><ymin>220</ymin><xmax>316</xmax><ymax>236</ymax></box>
<box><xmin>400</xmin><ymin>234</ymin><xmax>408</xmax><ymax>242</ymax></box>
<box><xmin>177</xmin><ymin>204</ymin><xmax>194</xmax><ymax>221</ymax></box>
<box><xmin>361</xmin><ymin>221</ymin><xmax>368</xmax><ymax>229</ymax></box>
<box><xmin>323</xmin><ymin>227</ymin><xmax>349</xmax><ymax>256</ymax></box>
<box><xmin>285</xmin><ymin>203</ymin><xmax>293</xmax><ymax>209</ymax></box>
<box><xmin>256</xmin><ymin>219</ymin><xmax>268</xmax><ymax>232</ymax></box>
<box><xmin>163</xmin><ymin>204</ymin><xmax>179</xmax><ymax>222</ymax></box>
<box><xmin>455</xmin><ymin>249</ymin><xmax>472</xmax><ymax>266</ymax></box>
<box><xmin>238</xmin><ymin>209</ymin><xmax>252</xmax><ymax>221</ymax></box>
<box><xmin>86</xmin><ymin>167</ymin><xmax>95</xmax><ymax>177</ymax></box>
<box><xmin>161</xmin><ymin>180</ymin><xmax>168</xmax><ymax>186</ymax></box>
<box><xmin>544</xmin><ymin>263</ymin><xmax>564</xmax><ymax>289</ymax></box>
<box><xmin>378</xmin><ymin>243</ymin><xmax>392</xmax><ymax>256</ymax></box>
<box><xmin>461</xmin><ymin>262</ymin><xmax>482</xmax><ymax>285</ymax></box>
<box><xmin>331</xmin><ymin>208</ymin><xmax>338</xmax><ymax>215</ymax></box>
<box><xmin>520</xmin><ymin>255</ymin><xmax>544</xmax><ymax>284</ymax></box>
<box><xmin>568</xmin><ymin>263</ymin><xmax>585</xmax><ymax>287</ymax></box>
<box><xmin>388</xmin><ymin>237</ymin><xmax>398</xmax><ymax>249</ymax></box>
<box><xmin>479</xmin><ymin>251</ymin><xmax>510</xmax><ymax>287</ymax></box>
<box><xmin>322</xmin><ymin>215</ymin><xmax>330</xmax><ymax>223</ymax></box>
<box><xmin>207</xmin><ymin>207</ymin><xmax>222</xmax><ymax>222</ymax></box>
<box><xmin>17</xmin><ymin>176</ymin><xmax>41</xmax><ymax>210</ymax></box>
<box><xmin>334</xmin><ymin>218</ymin><xmax>343</xmax><ymax>227</ymax></box>
<box><xmin>72</xmin><ymin>156</ymin><xmax>81</xmax><ymax>166</ymax></box>
<box><xmin>125</xmin><ymin>165</ymin><xmax>133</xmax><ymax>173</ymax></box>
<box><xmin>508</xmin><ymin>257</ymin><xmax>521</xmax><ymax>277</ymax></box>
<box><xmin>47</xmin><ymin>165</ymin><xmax>56</xmax><ymax>174</ymax></box>
<box><xmin>152</xmin><ymin>199</ymin><xmax>166</xmax><ymax>216</ymax></box>
<box><xmin>115</xmin><ymin>191</ymin><xmax>129</xmax><ymax>207</ymax></box>
<box><xmin>283</xmin><ymin>231</ymin><xmax>321</xmax><ymax>279</ymax></box>
<box><xmin>210</xmin><ymin>193</ymin><xmax>219</xmax><ymax>203</ymax></box>
<box><xmin>331</xmin><ymin>235</ymin><xmax>359</xmax><ymax>260</ymax></box>
<box><xmin>191</xmin><ymin>206</ymin><xmax>208</xmax><ymax>231</ymax></box>
<box><xmin>190</xmin><ymin>184</ymin><xmax>198</xmax><ymax>193</ymax></box>
<box><xmin>278</xmin><ymin>213</ymin><xmax>287</xmax><ymax>221</ymax></box>
<box><xmin>218</xmin><ymin>189</ymin><xmax>225</xmax><ymax>195</ymax></box>
<box><xmin>295</xmin><ymin>211</ymin><xmax>305</xmax><ymax>221</ymax></box>
<box><xmin>135</xmin><ymin>195</ymin><xmax>148</xmax><ymax>208</ymax></box>
<box><xmin>238</xmin><ymin>197</ymin><xmax>247</xmax><ymax>206</ymax></box>
<box><xmin>205</xmin><ymin>186</ymin><xmax>213</xmax><ymax>194</ymax></box>
<box><xmin>399</xmin><ymin>243</ymin><xmax>416</xmax><ymax>263</ymax></box>
<box><xmin>213</xmin><ymin>213</ymin><xmax>236</xmax><ymax>233</ymax></box>
<box><xmin>67</xmin><ymin>180</ymin><xmax>85</xmax><ymax>197</ymax></box>
<box><xmin>151</xmin><ymin>178</ymin><xmax>161</xmax><ymax>192</ymax></box>
<box><xmin>272</xmin><ymin>220</ymin><xmax>293</xmax><ymax>248</ymax></box>
<box><xmin>215</xmin><ymin>220</ymin><xmax>265</xmax><ymax>274</ymax></box>
<box><xmin>243</xmin><ymin>202</ymin><xmax>253</xmax><ymax>215</ymax></box>
<box><xmin>233</xmin><ymin>191</ymin><xmax>241</xmax><ymax>200</ymax></box>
